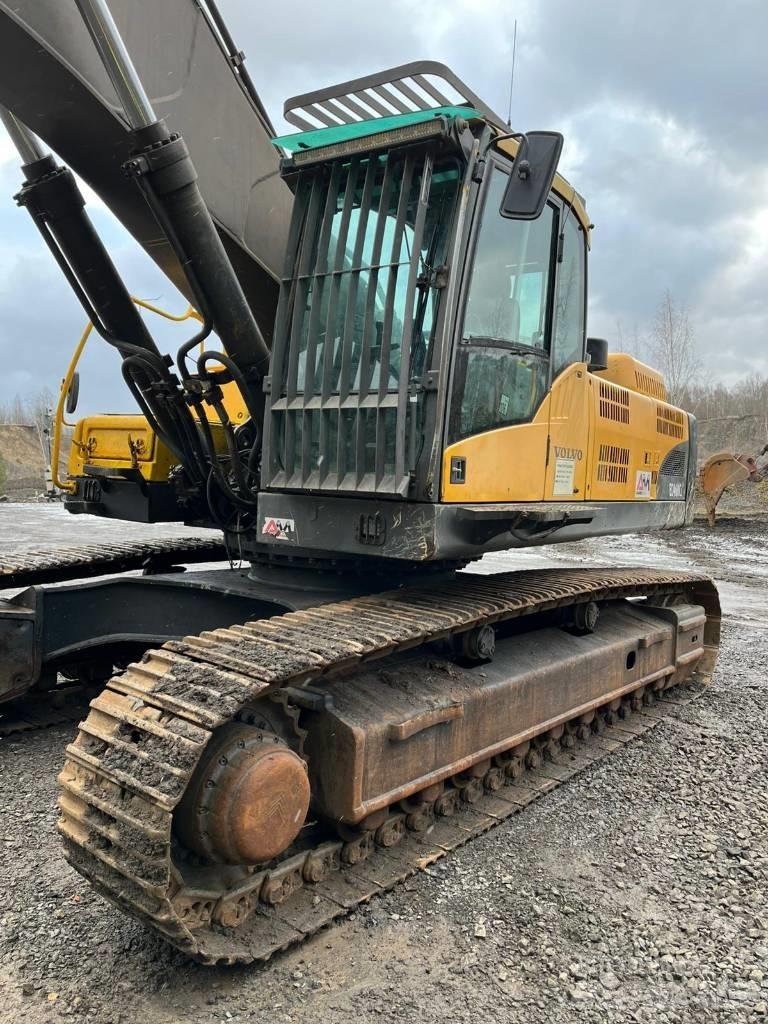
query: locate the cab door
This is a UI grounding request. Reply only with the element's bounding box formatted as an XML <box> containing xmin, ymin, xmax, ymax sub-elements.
<box><xmin>544</xmin><ymin>210</ymin><xmax>590</xmax><ymax>501</ymax></box>
<box><xmin>441</xmin><ymin>162</ymin><xmax>558</xmax><ymax>503</ymax></box>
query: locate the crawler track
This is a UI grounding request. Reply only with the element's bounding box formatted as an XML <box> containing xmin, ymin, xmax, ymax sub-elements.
<box><xmin>0</xmin><ymin>537</ymin><xmax>232</xmax><ymax>735</ymax></box>
<box><xmin>0</xmin><ymin>536</ymin><xmax>229</xmax><ymax>591</ymax></box>
<box><xmin>0</xmin><ymin>687</ymin><xmax>92</xmax><ymax>738</ymax></box>
<box><xmin>58</xmin><ymin>567</ymin><xmax>720</xmax><ymax>965</ymax></box>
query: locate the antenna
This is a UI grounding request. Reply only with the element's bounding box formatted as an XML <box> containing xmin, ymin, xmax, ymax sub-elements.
<box><xmin>506</xmin><ymin>19</ymin><xmax>518</xmax><ymax>128</ymax></box>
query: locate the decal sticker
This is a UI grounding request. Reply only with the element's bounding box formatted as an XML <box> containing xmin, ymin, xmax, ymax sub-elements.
<box><xmin>553</xmin><ymin>446</ymin><xmax>583</xmax><ymax>462</ymax></box>
<box><xmin>668</xmin><ymin>481</ymin><xmax>684</xmax><ymax>499</ymax></box>
<box><xmin>553</xmin><ymin>458</ymin><xmax>576</xmax><ymax>496</ymax></box>
<box><xmin>499</xmin><ymin>393</ymin><xmax>510</xmax><ymax>417</ymax></box>
<box><xmin>635</xmin><ymin>470</ymin><xmax>652</xmax><ymax>498</ymax></box>
<box><xmin>261</xmin><ymin>517</ymin><xmax>297</xmax><ymax>542</ymax></box>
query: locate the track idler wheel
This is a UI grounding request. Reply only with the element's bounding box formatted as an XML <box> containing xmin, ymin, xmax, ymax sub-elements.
<box><xmin>174</xmin><ymin>722</ymin><xmax>310</xmax><ymax>865</ymax></box>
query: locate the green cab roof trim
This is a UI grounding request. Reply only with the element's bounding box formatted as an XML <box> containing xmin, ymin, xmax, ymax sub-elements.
<box><xmin>271</xmin><ymin>105</ymin><xmax>484</xmax><ymax>152</ymax></box>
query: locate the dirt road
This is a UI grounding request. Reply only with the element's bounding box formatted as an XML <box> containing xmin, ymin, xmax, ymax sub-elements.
<box><xmin>1</xmin><ymin>507</ymin><xmax>766</xmax><ymax>1023</ymax></box>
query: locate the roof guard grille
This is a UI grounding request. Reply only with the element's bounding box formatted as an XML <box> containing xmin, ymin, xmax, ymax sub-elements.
<box><xmin>284</xmin><ymin>60</ymin><xmax>507</xmax><ymax>133</ymax></box>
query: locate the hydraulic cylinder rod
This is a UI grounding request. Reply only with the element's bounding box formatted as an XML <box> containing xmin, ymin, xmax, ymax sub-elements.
<box><xmin>0</xmin><ymin>108</ymin><xmax>45</xmax><ymax>164</ymax></box>
<box><xmin>1</xmin><ymin>105</ymin><xmax>158</xmax><ymax>361</ymax></box>
<box><xmin>72</xmin><ymin>0</ymin><xmax>156</xmax><ymax>130</ymax></box>
<box><xmin>74</xmin><ymin>0</ymin><xmax>272</xmax><ymax>399</ymax></box>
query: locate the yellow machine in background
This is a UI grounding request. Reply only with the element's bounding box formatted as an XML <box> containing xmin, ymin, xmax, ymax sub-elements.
<box><xmin>57</xmin><ymin>299</ymin><xmax>248</xmax><ymax>490</ymax></box>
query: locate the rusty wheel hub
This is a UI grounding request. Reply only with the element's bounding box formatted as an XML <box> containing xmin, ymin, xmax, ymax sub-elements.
<box><xmin>175</xmin><ymin>722</ymin><xmax>310</xmax><ymax>865</ymax></box>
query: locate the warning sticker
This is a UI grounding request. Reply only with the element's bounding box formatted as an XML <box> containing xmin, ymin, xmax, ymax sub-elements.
<box><xmin>635</xmin><ymin>470</ymin><xmax>652</xmax><ymax>498</ymax></box>
<box><xmin>553</xmin><ymin>458</ymin><xmax>576</xmax><ymax>496</ymax></box>
<box><xmin>261</xmin><ymin>517</ymin><xmax>297</xmax><ymax>542</ymax></box>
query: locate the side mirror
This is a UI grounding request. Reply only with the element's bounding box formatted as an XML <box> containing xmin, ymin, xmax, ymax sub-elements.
<box><xmin>586</xmin><ymin>337</ymin><xmax>609</xmax><ymax>372</ymax></box>
<box><xmin>65</xmin><ymin>372</ymin><xmax>80</xmax><ymax>415</ymax></box>
<box><xmin>499</xmin><ymin>131</ymin><xmax>564</xmax><ymax>220</ymax></box>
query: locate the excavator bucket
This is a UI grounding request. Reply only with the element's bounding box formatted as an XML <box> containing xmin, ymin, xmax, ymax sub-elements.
<box><xmin>0</xmin><ymin>0</ymin><xmax>292</xmax><ymax>341</ymax></box>
<box><xmin>699</xmin><ymin>452</ymin><xmax>761</xmax><ymax>526</ymax></box>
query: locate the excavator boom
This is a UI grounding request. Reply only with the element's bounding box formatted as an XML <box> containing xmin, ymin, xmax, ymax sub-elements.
<box><xmin>0</xmin><ymin>0</ymin><xmax>291</xmax><ymax>338</ymax></box>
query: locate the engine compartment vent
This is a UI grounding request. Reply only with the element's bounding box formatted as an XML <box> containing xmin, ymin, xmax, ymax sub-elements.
<box><xmin>598</xmin><ymin>381</ymin><xmax>630</xmax><ymax>424</ymax></box>
<box><xmin>597</xmin><ymin>444</ymin><xmax>630</xmax><ymax>484</ymax></box>
<box><xmin>656</xmin><ymin>406</ymin><xmax>685</xmax><ymax>439</ymax></box>
<box><xmin>634</xmin><ymin>369</ymin><xmax>667</xmax><ymax>401</ymax></box>
<box><xmin>659</xmin><ymin>447</ymin><xmax>686</xmax><ymax>477</ymax></box>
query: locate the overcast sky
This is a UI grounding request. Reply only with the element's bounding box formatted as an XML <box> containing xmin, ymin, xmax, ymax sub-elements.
<box><xmin>0</xmin><ymin>0</ymin><xmax>766</xmax><ymax>413</ymax></box>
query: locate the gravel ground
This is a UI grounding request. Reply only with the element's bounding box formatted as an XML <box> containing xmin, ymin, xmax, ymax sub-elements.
<box><xmin>1</xmin><ymin>506</ymin><xmax>766</xmax><ymax>1024</ymax></box>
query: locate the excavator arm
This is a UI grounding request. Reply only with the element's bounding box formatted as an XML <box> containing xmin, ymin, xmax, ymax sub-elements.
<box><xmin>0</xmin><ymin>0</ymin><xmax>291</xmax><ymax>334</ymax></box>
<box><xmin>0</xmin><ymin>0</ymin><xmax>296</xmax><ymax>527</ymax></box>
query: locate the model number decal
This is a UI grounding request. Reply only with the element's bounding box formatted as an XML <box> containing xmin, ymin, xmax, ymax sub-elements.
<box><xmin>262</xmin><ymin>517</ymin><xmax>297</xmax><ymax>542</ymax></box>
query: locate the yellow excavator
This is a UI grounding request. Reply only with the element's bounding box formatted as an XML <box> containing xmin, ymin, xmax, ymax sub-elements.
<box><xmin>0</xmin><ymin>0</ymin><xmax>719</xmax><ymax>964</ymax></box>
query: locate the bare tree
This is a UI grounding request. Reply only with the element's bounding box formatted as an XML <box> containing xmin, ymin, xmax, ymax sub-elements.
<box><xmin>0</xmin><ymin>395</ymin><xmax>27</xmax><ymax>424</ymax></box>
<box><xmin>0</xmin><ymin>387</ymin><xmax>56</xmax><ymax>462</ymax></box>
<box><xmin>649</xmin><ymin>290</ymin><xmax>700</xmax><ymax>403</ymax></box>
<box><xmin>0</xmin><ymin>387</ymin><xmax>54</xmax><ymax>426</ymax></box>
<box><xmin>615</xmin><ymin>317</ymin><xmax>645</xmax><ymax>360</ymax></box>
<box><xmin>25</xmin><ymin>386</ymin><xmax>55</xmax><ymax>459</ymax></box>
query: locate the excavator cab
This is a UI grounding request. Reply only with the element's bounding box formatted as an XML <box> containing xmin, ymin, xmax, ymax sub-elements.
<box><xmin>254</xmin><ymin>64</ymin><xmax>697</xmax><ymax>564</ymax></box>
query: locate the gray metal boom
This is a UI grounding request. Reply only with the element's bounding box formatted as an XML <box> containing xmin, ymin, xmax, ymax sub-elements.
<box><xmin>0</xmin><ymin>0</ymin><xmax>292</xmax><ymax>341</ymax></box>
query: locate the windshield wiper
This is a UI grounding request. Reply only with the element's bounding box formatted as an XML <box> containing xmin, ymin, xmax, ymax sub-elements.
<box><xmin>463</xmin><ymin>335</ymin><xmax>547</xmax><ymax>357</ymax></box>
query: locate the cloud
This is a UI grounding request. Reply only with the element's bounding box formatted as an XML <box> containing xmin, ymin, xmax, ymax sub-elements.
<box><xmin>0</xmin><ymin>0</ymin><xmax>765</xmax><ymax>414</ymax></box>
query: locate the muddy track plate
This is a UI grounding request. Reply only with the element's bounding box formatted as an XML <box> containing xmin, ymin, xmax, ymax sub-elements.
<box><xmin>0</xmin><ymin>537</ymin><xmax>229</xmax><ymax>591</ymax></box>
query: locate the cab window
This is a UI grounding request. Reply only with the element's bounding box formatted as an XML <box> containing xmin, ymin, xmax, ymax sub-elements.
<box><xmin>449</xmin><ymin>166</ymin><xmax>556</xmax><ymax>442</ymax></box>
<box><xmin>552</xmin><ymin>213</ymin><xmax>586</xmax><ymax>375</ymax></box>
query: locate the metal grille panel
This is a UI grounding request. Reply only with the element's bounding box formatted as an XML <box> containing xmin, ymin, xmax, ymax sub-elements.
<box><xmin>598</xmin><ymin>380</ymin><xmax>631</xmax><ymax>424</ymax></box>
<box><xmin>597</xmin><ymin>444</ymin><xmax>630</xmax><ymax>484</ymax></box>
<box><xmin>659</xmin><ymin>446</ymin><xmax>686</xmax><ymax>477</ymax></box>
<box><xmin>264</xmin><ymin>148</ymin><xmax>447</xmax><ymax>497</ymax></box>
<box><xmin>656</xmin><ymin>405</ymin><xmax>685</xmax><ymax>438</ymax></box>
<box><xmin>283</xmin><ymin>60</ymin><xmax>506</xmax><ymax>132</ymax></box>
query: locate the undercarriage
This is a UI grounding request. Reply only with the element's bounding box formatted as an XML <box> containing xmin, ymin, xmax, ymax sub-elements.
<box><xmin>36</xmin><ymin>554</ymin><xmax>719</xmax><ymax>964</ymax></box>
<box><xmin>0</xmin><ymin>538</ymin><xmax>460</xmax><ymax>724</ymax></box>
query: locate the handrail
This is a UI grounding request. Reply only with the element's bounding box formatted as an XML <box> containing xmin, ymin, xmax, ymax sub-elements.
<box><xmin>131</xmin><ymin>297</ymin><xmax>202</xmax><ymax>324</ymax></box>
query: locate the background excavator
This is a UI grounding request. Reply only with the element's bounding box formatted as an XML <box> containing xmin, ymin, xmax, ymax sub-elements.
<box><xmin>0</xmin><ymin>0</ymin><xmax>720</xmax><ymax>964</ymax></box>
<box><xmin>699</xmin><ymin>448</ymin><xmax>768</xmax><ymax>525</ymax></box>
